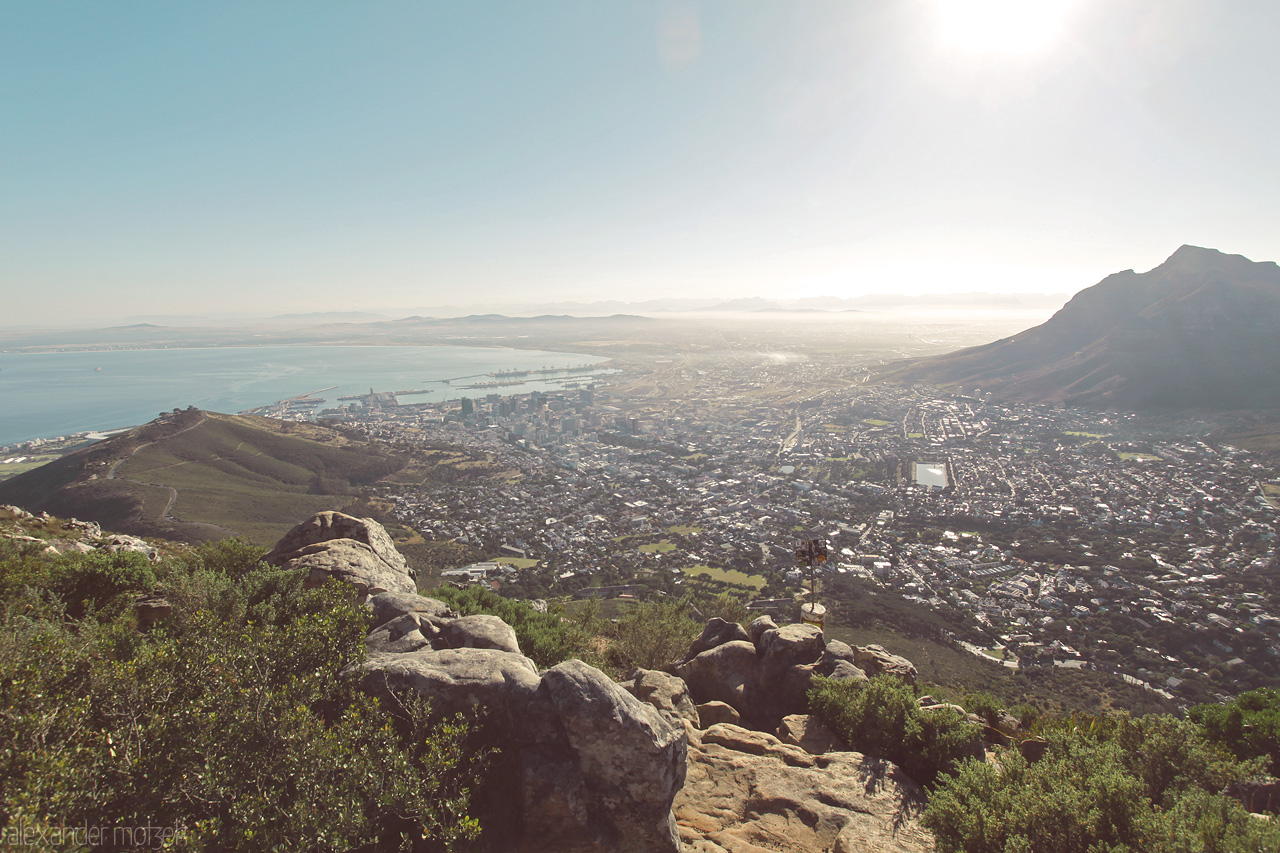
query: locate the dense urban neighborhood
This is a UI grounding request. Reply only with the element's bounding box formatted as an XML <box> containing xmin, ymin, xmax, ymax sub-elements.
<box><xmin>226</xmin><ymin>353</ymin><xmax>1280</xmax><ymax>711</ymax></box>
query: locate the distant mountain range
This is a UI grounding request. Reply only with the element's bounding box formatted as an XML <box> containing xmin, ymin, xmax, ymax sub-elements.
<box><xmin>881</xmin><ymin>245</ymin><xmax>1280</xmax><ymax>411</ymax></box>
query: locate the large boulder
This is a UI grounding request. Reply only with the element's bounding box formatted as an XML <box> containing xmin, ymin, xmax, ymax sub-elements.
<box><xmin>777</xmin><ymin>714</ymin><xmax>844</xmax><ymax>755</ymax></box>
<box><xmin>354</xmin><ymin>647</ymin><xmax>556</xmax><ymax>738</ymax></box>
<box><xmin>266</xmin><ymin>511</ymin><xmax>415</xmax><ymax>597</ymax></box>
<box><xmin>676</xmin><ymin>723</ymin><xmax>933</xmax><ymax>853</ymax></box>
<box><xmin>539</xmin><ymin>660</ymin><xmax>687</xmax><ymax>853</ymax></box>
<box><xmin>674</xmin><ymin>640</ymin><xmax>759</xmax><ymax>712</ymax></box>
<box><xmin>441</xmin><ymin>614</ymin><xmax>522</xmax><ymax>654</ymax></box>
<box><xmin>366</xmin><ymin>591</ymin><xmax>455</xmax><ymax>628</ymax></box>
<box><xmin>683</xmin><ymin>618</ymin><xmax>752</xmax><ymax>662</ymax></box>
<box><xmin>625</xmin><ymin>669</ymin><xmax>699</xmax><ymax>729</ymax></box>
<box><xmin>853</xmin><ymin>644</ymin><xmax>919</xmax><ymax>685</ymax></box>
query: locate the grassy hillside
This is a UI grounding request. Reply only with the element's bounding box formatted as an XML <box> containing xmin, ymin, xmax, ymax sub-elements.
<box><xmin>0</xmin><ymin>411</ymin><xmax>405</xmax><ymax>545</ymax></box>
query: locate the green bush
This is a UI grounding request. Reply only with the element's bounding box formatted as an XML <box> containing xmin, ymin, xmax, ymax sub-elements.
<box><xmin>922</xmin><ymin>714</ymin><xmax>1280</xmax><ymax>853</ymax></box>
<box><xmin>0</xmin><ymin>545</ymin><xmax>484</xmax><ymax>851</ymax></box>
<box><xmin>607</xmin><ymin>597</ymin><xmax>701</xmax><ymax>673</ymax></box>
<box><xmin>1190</xmin><ymin>688</ymin><xmax>1280</xmax><ymax>776</ymax></box>
<box><xmin>808</xmin><ymin>674</ymin><xmax>982</xmax><ymax>788</ymax></box>
<box><xmin>44</xmin><ymin>550</ymin><xmax>157</xmax><ymax>619</ymax></box>
<box><xmin>433</xmin><ymin>584</ymin><xmax>599</xmax><ymax>669</ymax></box>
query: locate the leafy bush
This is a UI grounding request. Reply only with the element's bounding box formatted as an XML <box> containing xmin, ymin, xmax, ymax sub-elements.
<box><xmin>1190</xmin><ymin>688</ymin><xmax>1280</xmax><ymax>776</ymax></box>
<box><xmin>44</xmin><ymin>550</ymin><xmax>157</xmax><ymax>619</ymax></box>
<box><xmin>607</xmin><ymin>597</ymin><xmax>700</xmax><ymax>673</ymax></box>
<box><xmin>433</xmin><ymin>584</ymin><xmax>599</xmax><ymax>669</ymax></box>
<box><xmin>922</xmin><ymin>714</ymin><xmax>1280</xmax><ymax>853</ymax></box>
<box><xmin>0</xmin><ymin>544</ymin><xmax>484</xmax><ymax>851</ymax></box>
<box><xmin>808</xmin><ymin>674</ymin><xmax>983</xmax><ymax>788</ymax></box>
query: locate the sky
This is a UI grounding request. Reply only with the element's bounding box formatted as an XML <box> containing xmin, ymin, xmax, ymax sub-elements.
<box><xmin>3</xmin><ymin>1</ymin><xmax>1279</xmax><ymax>324</ymax></box>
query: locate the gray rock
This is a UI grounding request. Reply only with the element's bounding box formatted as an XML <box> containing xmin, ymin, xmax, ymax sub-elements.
<box><xmin>366</xmin><ymin>591</ymin><xmax>455</xmax><ymax>629</ymax></box>
<box><xmin>759</xmin><ymin>623</ymin><xmax>825</xmax><ymax>679</ymax></box>
<box><xmin>625</xmin><ymin>669</ymin><xmax>699</xmax><ymax>729</ymax></box>
<box><xmin>853</xmin><ymin>644</ymin><xmax>918</xmax><ymax>685</ymax></box>
<box><xmin>101</xmin><ymin>534</ymin><xmax>159</xmax><ymax>561</ymax></box>
<box><xmin>440</xmin><ymin>614</ymin><xmax>522</xmax><ymax>654</ymax></box>
<box><xmin>748</xmin><ymin>614</ymin><xmax>778</xmax><ymax>651</ymax></box>
<box><xmin>284</xmin><ymin>539</ymin><xmax>417</xmax><ymax>597</ymax></box>
<box><xmin>266</xmin><ymin>511</ymin><xmax>415</xmax><ymax>597</ymax></box>
<box><xmin>697</xmin><ymin>701</ymin><xmax>741</xmax><ymax>728</ymax></box>
<box><xmin>683</xmin><ymin>617</ymin><xmax>751</xmax><ymax>662</ymax></box>
<box><xmin>355</xmin><ymin>647</ymin><xmax>554</xmax><ymax>739</ymax></box>
<box><xmin>674</xmin><ymin>640</ymin><xmax>758</xmax><ymax>712</ymax></box>
<box><xmin>541</xmin><ymin>660</ymin><xmax>687</xmax><ymax>853</ymax></box>
<box><xmin>825</xmin><ymin>659</ymin><xmax>870</xmax><ymax>684</ymax></box>
<box><xmin>364</xmin><ymin>613</ymin><xmax>437</xmax><ymax>655</ymax></box>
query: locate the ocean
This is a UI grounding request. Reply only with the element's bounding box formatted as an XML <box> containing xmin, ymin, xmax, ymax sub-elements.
<box><xmin>0</xmin><ymin>345</ymin><xmax>608</xmax><ymax>447</ymax></box>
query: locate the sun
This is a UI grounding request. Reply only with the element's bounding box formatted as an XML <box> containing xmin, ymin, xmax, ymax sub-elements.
<box><xmin>935</xmin><ymin>0</ymin><xmax>1076</xmax><ymax>56</ymax></box>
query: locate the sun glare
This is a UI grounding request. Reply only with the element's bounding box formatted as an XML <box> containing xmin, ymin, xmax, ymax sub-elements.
<box><xmin>936</xmin><ymin>0</ymin><xmax>1075</xmax><ymax>55</ymax></box>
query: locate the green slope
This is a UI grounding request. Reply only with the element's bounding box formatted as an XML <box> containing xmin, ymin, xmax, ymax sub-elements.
<box><xmin>0</xmin><ymin>411</ymin><xmax>405</xmax><ymax>544</ymax></box>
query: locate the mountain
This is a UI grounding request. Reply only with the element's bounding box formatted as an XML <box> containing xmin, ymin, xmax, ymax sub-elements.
<box><xmin>0</xmin><ymin>410</ymin><xmax>404</xmax><ymax>544</ymax></box>
<box><xmin>881</xmin><ymin>246</ymin><xmax>1280</xmax><ymax>410</ymax></box>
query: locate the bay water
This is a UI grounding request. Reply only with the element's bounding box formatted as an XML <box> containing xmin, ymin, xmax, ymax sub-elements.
<box><xmin>0</xmin><ymin>345</ymin><xmax>606</xmax><ymax>447</ymax></box>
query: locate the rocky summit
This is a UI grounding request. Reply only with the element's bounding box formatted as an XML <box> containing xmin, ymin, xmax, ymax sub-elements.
<box><xmin>882</xmin><ymin>245</ymin><xmax>1280</xmax><ymax>410</ymax></box>
<box><xmin>266</xmin><ymin>511</ymin><xmax>934</xmax><ymax>852</ymax></box>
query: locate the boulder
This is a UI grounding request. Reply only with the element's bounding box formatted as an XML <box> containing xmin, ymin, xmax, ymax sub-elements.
<box><xmin>266</xmin><ymin>511</ymin><xmax>415</xmax><ymax>597</ymax></box>
<box><xmin>365</xmin><ymin>613</ymin><xmax>437</xmax><ymax>656</ymax></box>
<box><xmin>824</xmin><ymin>659</ymin><xmax>870</xmax><ymax>684</ymax></box>
<box><xmin>676</xmin><ymin>723</ymin><xmax>932</xmax><ymax>853</ymax></box>
<box><xmin>683</xmin><ymin>618</ymin><xmax>751</xmax><ymax>662</ymax></box>
<box><xmin>748</xmin><ymin>615</ymin><xmax>778</xmax><ymax>651</ymax></box>
<box><xmin>674</xmin><ymin>640</ymin><xmax>758</xmax><ymax>712</ymax></box>
<box><xmin>101</xmin><ymin>534</ymin><xmax>159</xmax><ymax>561</ymax></box>
<box><xmin>853</xmin><ymin>644</ymin><xmax>918</xmax><ymax>685</ymax></box>
<box><xmin>366</xmin><ymin>591</ymin><xmax>455</xmax><ymax>628</ymax></box>
<box><xmin>697</xmin><ymin>701</ymin><xmax>742</xmax><ymax>728</ymax></box>
<box><xmin>1018</xmin><ymin>737</ymin><xmax>1049</xmax><ymax>764</ymax></box>
<box><xmin>354</xmin><ymin>647</ymin><xmax>555</xmax><ymax>738</ymax></box>
<box><xmin>540</xmin><ymin>660</ymin><xmax>687</xmax><ymax>853</ymax></box>
<box><xmin>759</xmin><ymin>624</ymin><xmax>825</xmax><ymax>676</ymax></box>
<box><xmin>777</xmin><ymin>714</ymin><xmax>844</xmax><ymax>755</ymax></box>
<box><xmin>441</xmin><ymin>614</ymin><xmax>522</xmax><ymax>654</ymax></box>
<box><xmin>625</xmin><ymin>669</ymin><xmax>699</xmax><ymax>729</ymax></box>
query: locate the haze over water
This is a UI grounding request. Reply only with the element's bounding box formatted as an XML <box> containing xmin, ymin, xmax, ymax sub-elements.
<box><xmin>0</xmin><ymin>345</ymin><xmax>605</xmax><ymax>447</ymax></box>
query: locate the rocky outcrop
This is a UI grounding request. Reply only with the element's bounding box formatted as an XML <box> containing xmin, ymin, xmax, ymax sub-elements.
<box><xmin>673</xmin><ymin>616</ymin><xmax>907</xmax><ymax>727</ymax></box>
<box><xmin>265</xmin><ymin>511</ymin><xmax>416</xmax><ymax>597</ymax></box>
<box><xmin>676</xmin><ymin>723</ymin><xmax>933</xmax><ymax>853</ymax></box>
<box><xmin>624</xmin><ymin>668</ymin><xmax>700</xmax><ymax>729</ymax></box>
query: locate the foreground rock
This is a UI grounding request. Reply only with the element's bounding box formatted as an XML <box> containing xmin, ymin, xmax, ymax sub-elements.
<box><xmin>266</xmin><ymin>511</ymin><xmax>416</xmax><ymax>597</ymax></box>
<box><xmin>676</xmin><ymin>723</ymin><xmax>933</xmax><ymax>853</ymax></box>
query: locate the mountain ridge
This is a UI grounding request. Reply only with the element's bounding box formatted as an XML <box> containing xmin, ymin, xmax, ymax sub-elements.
<box><xmin>880</xmin><ymin>245</ymin><xmax>1280</xmax><ymax>410</ymax></box>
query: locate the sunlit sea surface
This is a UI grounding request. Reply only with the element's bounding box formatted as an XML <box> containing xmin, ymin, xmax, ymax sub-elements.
<box><xmin>0</xmin><ymin>345</ymin><xmax>606</xmax><ymax>446</ymax></box>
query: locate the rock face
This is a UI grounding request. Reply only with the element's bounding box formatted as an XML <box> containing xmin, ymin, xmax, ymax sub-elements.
<box><xmin>676</xmin><ymin>723</ymin><xmax>933</xmax><ymax>853</ymax></box>
<box><xmin>266</xmin><ymin>511</ymin><xmax>416</xmax><ymax>597</ymax></box>
<box><xmin>673</xmin><ymin>616</ymin><xmax>906</xmax><ymax>727</ymax></box>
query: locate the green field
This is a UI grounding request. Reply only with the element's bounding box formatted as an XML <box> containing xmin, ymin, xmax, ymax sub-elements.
<box><xmin>684</xmin><ymin>565</ymin><xmax>766</xmax><ymax>591</ymax></box>
<box><xmin>666</xmin><ymin>524</ymin><xmax>703</xmax><ymax>535</ymax></box>
<box><xmin>494</xmin><ymin>556</ymin><xmax>539</xmax><ymax>568</ymax></box>
<box><xmin>638</xmin><ymin>540</ymin><xmax>677</xmax><ymax>553</ymax></box>
<box><xmin>1065</xmin><ymin>430</ymin><xmax>1107</xmax><ymax>439</ymax></box>
<box><xmin>0</xmin><ymin>456</ymin><xmax>59</xmax><ymax>481</ymax></box>
<box><xmin>862</xmin><ymin>418</ymin><xmax>892</xmax><ymax>427</ymax></box>
<box><xmin>1118</xmin><ymin>452</ymin><xmax>1162</xmax><ymax>461</ymax></box>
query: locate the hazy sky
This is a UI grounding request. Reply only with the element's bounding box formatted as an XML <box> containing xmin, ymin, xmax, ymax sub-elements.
<box><xmin>4</xmin><ymin>1</ymin><xmax>1279</xmax><ymax>323</ymax></box>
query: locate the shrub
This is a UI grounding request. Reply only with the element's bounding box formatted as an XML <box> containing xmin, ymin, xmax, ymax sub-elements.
<box><xmin>808</xmin><ymin>674</ymin><xmax>982</xmax><ymax>788</ymax></box>
<box><xmin>1190</xmin><ymin>688</ymin><xmax>1280</xmax><ymax>776</ymax></box>
<box><xmin>0</xmin><ymin>547</ymin><xmax>484</xmax><ymax>851</ymax></box>
<box><xmin>44</xmin><ymin>550</ymin><xmax>157</xmax><ymax>619</ymax></box>
<box><xmin>607</xmin><ymin>596</ymin><xmax>701</xmax><ymax>673</ymax></box>
<box><xmin>922</xmin><ymin>713</ymin><xmax>1279</xmax><ymax>853</ymax></box>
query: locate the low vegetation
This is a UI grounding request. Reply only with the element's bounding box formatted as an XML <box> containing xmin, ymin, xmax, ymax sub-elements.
<box><xmin>0</xmin><ymin>538</ymin><xmax>483</xmax><ymax>851</ymax></box>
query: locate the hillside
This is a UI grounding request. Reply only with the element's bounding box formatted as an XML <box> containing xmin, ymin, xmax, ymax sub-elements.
<box><xmin>881</xmin><ymin>245</ymin><xmax>1280</xmax><ymax>410</ymax></box>
<box><xmin>0</xmin><ymin>410</ymin><xmax>404</xmax><ymax>544</ymax></box>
